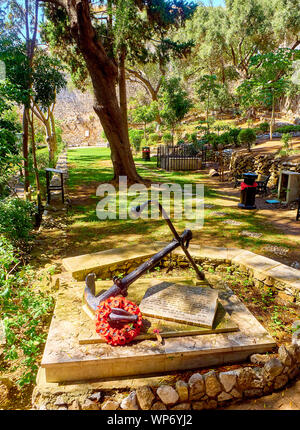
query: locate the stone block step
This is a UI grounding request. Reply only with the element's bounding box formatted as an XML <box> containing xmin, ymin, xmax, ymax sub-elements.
<box><xmin>62</xmin><ymin>243</ymin><xmax>167</xmax><ymax>281</ymax></box>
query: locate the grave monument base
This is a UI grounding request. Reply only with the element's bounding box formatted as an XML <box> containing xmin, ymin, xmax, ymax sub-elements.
<box><xmin>41</xmin><ymin>278</ymin><xmax>276</xmax><ymax>383</ymax></box>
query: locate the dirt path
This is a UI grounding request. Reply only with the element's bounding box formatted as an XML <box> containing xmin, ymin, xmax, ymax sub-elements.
<box><xmin>202</xmin><ymin>175</ymin><xmax>300</xmax><ymax>241</ymax></box>
<box><xmin>223</xmin><ymin>377</ymin><xmax>300</xmax><ymax>410</ymax></box>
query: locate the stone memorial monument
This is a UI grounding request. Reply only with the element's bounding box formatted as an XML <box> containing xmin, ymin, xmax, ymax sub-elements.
<box><xmin>139</xmin><ymin>283</ymin><xmax>218</xmax><ymax>329</ymax></box>
<box><xmin>39</xmin><ymin>202</ymin><xmax>276</xmax><ymax>383</ymax></box>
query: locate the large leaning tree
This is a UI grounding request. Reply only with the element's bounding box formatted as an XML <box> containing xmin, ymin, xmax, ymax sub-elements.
<box><xmin>41</xmin><ymin>0</ymin><xmax>196</xmax><ymax>184</ymax></box>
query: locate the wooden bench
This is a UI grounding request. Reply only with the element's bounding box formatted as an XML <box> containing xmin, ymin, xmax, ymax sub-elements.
<box><xmin>45</xmin><ymin>168</ymin><xmax>65</xmax><ymax>204</ymax></box>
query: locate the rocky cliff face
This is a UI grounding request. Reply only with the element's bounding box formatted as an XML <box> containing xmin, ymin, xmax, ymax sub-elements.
<box><xmin>54</xmin><ymin>87</ymin><xmax>104</xmax><ymax>147</ymax></box>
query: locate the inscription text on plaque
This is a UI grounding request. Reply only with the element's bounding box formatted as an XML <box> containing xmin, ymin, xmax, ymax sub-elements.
<box><xmin>139</xmin><ymin>283</ymin><xmax>218</xmax><ymax>329</ymax></box>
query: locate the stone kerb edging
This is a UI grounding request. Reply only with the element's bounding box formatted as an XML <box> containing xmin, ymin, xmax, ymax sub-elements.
<box><xmin>158</xmin><ymin>244</ymin><xmax>300</xmax><ymax>303</ymax></box>
<box><xmin>117</xmin><ymin>341</ymin><xmax>300</xmax><ymax>410</ymax></box>
<box><xmin>62</xmin><ymin>244</ymin><xmax>300</xmax><ymax>303</ymax></box>
<box><xmin>32</xmin><ymin>338</ymin><xmax>300</xmax><ymax>410</ymax></box>
<box><xmin>256</xmin><ymin>131</ymin><xmax>300</xmax><ymax>140</ymax></box>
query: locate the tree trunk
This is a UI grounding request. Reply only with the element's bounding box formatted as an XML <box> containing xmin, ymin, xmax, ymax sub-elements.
<box><xmin>31</xmin><ymin>103</ymin><xmax>58</xmax><ymax>164</ymax></box>
<box><xmin>49</xmin><ymin>110</ymin><xmax>58</xmax><ymax>154</ymax></box>
<box><xmin>72</xmin><ymin>1</ymin><xmax>142</xmax><ymax>184</ymax></box>
<box><xmin>171</xmin><ymin>126</ymin><xmax>175</xmax><ymax>145</ymax></box>
<box><xmin>22</xmin><ymin>106</ymin><xmax>30</xmax><ymax>200</ymax></box>
<box><xmin>270</xmin><ymin>93</ymin><xmax>275</xmax><ymax>141</ymax></box>
<box><xmin>29</xmin><ymin>111</ymin><xmax>42</xmax><ymax>212</ymax></box>
<box><xmin>119</xmin><ymin>48</ymin><xmax>129</xmax><ymax>136</ymax></box>
<box><xmin>45</xmin><ymin>119</ymin><xmax>55</xmax><ymax>165</ymax></box>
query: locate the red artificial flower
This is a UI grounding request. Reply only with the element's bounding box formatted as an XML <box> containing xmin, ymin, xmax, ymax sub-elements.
<box><xmin>95</xmin><ymin>296</ymin><xmax>142</xmax><ymax>346</ymax></box>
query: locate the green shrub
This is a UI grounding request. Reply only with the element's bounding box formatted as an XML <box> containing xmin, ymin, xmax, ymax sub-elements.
<box><xmin>148</xmin><ymin>133</ymin><xmax>159</xmax><ymax>143</ymax></box>
<box><xmin>129</xmin><ymin>129</ymin><xmax>144</xmax><ymax>153</ymax></box>
<box><xmin>36</xmin><ymin>148</ymin><xmax>49</xmax><ymax>171</ymax></box>
<box><xmin>0</xmin><ymin>198</ymin><xmax>36</xmax><ymax>244</ymax></box>
<box><xmin>189</xmin><ymin>140</ymin><xmax>205</xmax><ymax>155</ymax></box>
<box><xmin>0</xmin><ymin>234</ymin><xmax>54</xmax><ymax>386</ymax></box>
<box><xmin>276</xmin><ymin>125</ymin><xmax>300</xmax><ymax>133</ymax></box>
<box><xmin>0</xmin><ymin>235</ymin><xmax>17</xmax><ymax>274</ymax></box>
<box><xmin>259</xmin><ymin>122</ymin><xmax>269</xmax><ymax>133</ymax></box>
<box><xmin>281</xmin><ymin>133</ymin><xmax>292</xmax><ymax>148</ymax></box>
<box><xmin>228</xmin><ymin>128</ymin><xmax>242</xmax><ymax>146</ymax></box>
<box><xmin>187</xmin><ymin>132</ymin><xmax>198</xmax><ymax>144</ymax></box>
<box><xmin>218</xmin><ymin>132</ymin><xmax>233</xmax><ymax>147</ymax></box>
<box><xmin>201</xmin><ymin>133</ymin><xmax>219</xmax><ymax>150</ymax></box>
<box><xmin>162</xmin><ymin>132</ymin><xmax>172</xmax><ymax>143</ymax></box>
<box><xmin>238</xmin><ymin>128</ymin><xmax>257</xmax><ymax>151</ymax></box>
<box><xmin>146</xmin><ymin>124</ymin><xmax>156</xmax><ymax>134</ymax></box>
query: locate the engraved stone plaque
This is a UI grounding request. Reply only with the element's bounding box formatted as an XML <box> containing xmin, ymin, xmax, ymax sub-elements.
<box><xmin>139</xmin><ymin>283</ymin><xmax>218</xmax><ymax>329</ymax></box>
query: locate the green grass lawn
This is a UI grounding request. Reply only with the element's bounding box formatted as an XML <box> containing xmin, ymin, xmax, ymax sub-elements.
<box><xmin>66</xmin><ymin>147</ymin><xmax>298</xmax><ymax>259</ymax></box>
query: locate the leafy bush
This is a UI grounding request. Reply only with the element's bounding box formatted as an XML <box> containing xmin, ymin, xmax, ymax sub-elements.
<box><xmin>129</xmin><ymin>129</ymin><xmax>144</xmax><ymax>153</ymax></box>
<box><xmin>146</xmin><ymin>124</ymin><xmax>156</xmax><ymax>134</ymax></box>
<box><xmin>217</xmin><ymin>131</ymin><xmax>233</xmax><ymax>147</ymax></box>
<box><xmin>228</xmin><ymin>128</ymin><xmax>242</xmax><ymax>146</ymax></box>
<box><xmin>189</xmin><ymin>140</ymin><xmax>205</xmax><ymax>156</ymax></box>
<box><xmin>0</xmin><ymin>198</ymin><xmax>36</xmax><ymax>244</ymax></box>
<box><xmin>187</xmin><ymin>132</ymin><xmax>198</xmax><ymax>144</ymax></box>
<box><xmin>0</xmin><ymin>105</ymin><xmax>22</xmax><ymax>196</ymax></box>
<box><xmin>162</xmin><ymin>132</ymin><xmax>172</xmax><ymax>143</ymax></box>
<box><xmin>276</xmin><ymin>125</ymin><xmax>300</xmax><ymax>133</ymax></box>
<box><xmin>0</xmin><ymin>235</ymin><xmax>54</xmax><ymax>386</ymax></box>
<box><xmin>202</xmin><ymin>132</ymin><xmax>219</xmax><ymax>150</ymax></box>
<box><xmin>259</xmin><ymin>122</ymin><xmax>269</xmax><ymax>133</ymax></box>
<box><xmin>281</xmin><ymin>133</ymin><xmax>292</xmax><ymax>148</ymax></box>
<box><xmin>238</xmin><ymin>128</ymin><xmax>257</xmax><ymax>151</ymax></box>
<box><xmin>36</xmin><ymin>148</ymin><xmax>49</xmax><ymax>170</ymax></box>
<box><xmin>148</xmin><ymin>133</ymin><xmax>159</xmax><ymax>143</ymax></box>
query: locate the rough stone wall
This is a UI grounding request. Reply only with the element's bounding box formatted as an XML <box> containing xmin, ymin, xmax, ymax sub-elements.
<box><xmin>230</xmin><ymin>152</ymin><xmax>300</xmax><ymax>188</ymax></box>
<box><xmin>55</xmin><ymin>87</ymin><xmax>105</xmax><ymax>147</ymax></box>
<box><xmin>279</xmin><ymin>94</ymin><xmax>300</xmax><ymax>119</ymax></box>
<box><xmin>54</xmin><ymin>79</ymin><xmax>143</xmax><ymax>147</ymax></box>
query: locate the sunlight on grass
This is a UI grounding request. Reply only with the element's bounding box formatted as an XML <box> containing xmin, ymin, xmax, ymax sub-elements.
<box><xmin>66</xmin><ymin>147</ymin><xmax>297</xmax><ymax>257</ymax></box>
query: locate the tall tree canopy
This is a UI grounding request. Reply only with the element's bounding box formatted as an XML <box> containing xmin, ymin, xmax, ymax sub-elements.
<box><xmin>41</xmin><ymin>0</ymin><xmax>197</xmax><ymax>184</ymax></box>
<box><xmin>0</xmin><ymin>0</ymin><xmax>39</xmax><ymax>198</ymax></box>
<box><xmin>178</xmin><ymin>0</ymin><xmax>277</xmax><ymax>82</ymax></box>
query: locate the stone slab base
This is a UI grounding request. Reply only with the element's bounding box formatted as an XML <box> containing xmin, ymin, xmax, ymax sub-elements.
<box><xmin>41</xmin><ymin>280</ymin><xmax>276</xmax><ymax>383</ymax></box>
<box><xmin>79</xmin><ymin>302</ymin><xmax>239</xmax><ymax>344</ymax></box>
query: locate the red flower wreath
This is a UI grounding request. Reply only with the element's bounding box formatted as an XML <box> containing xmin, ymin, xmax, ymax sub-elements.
<box><xmin>95</xmin><ymin>296</ymin><xmax>143</xmax><ymax>346</ymax></box>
